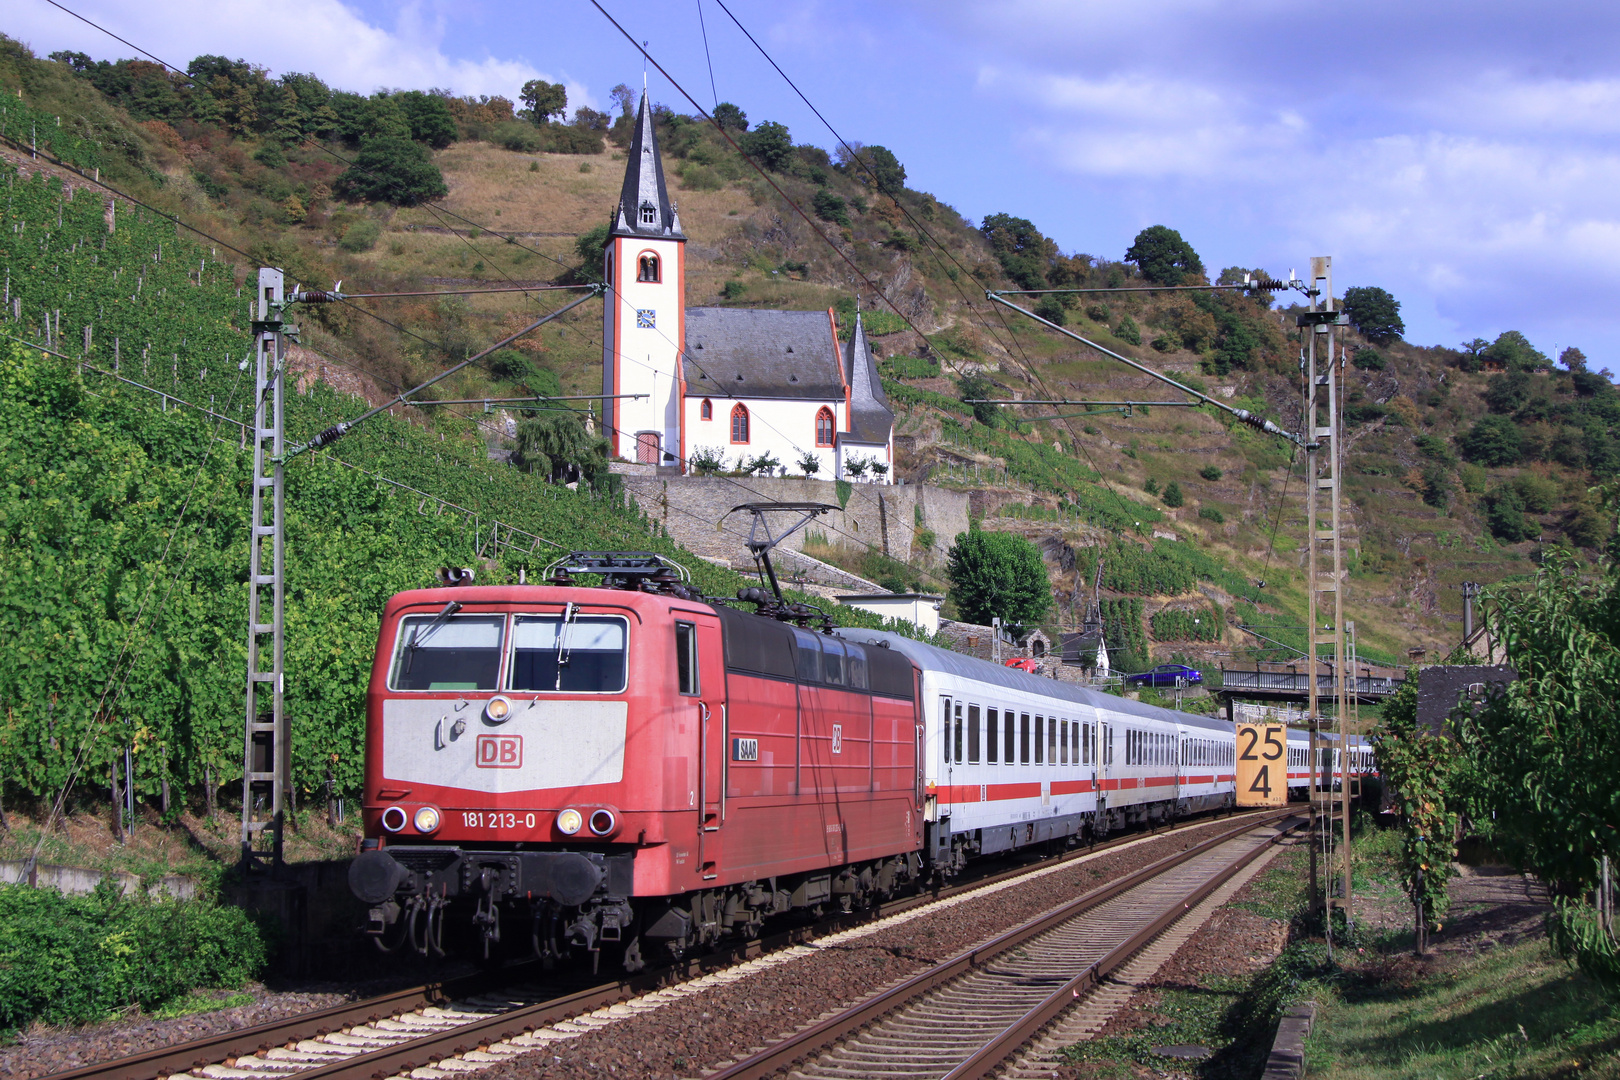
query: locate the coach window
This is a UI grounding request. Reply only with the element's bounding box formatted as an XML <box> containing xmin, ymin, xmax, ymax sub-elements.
<box><xmin>1060</xmin><ymin>720</ymin><xmax>1069</xmax><ymax>765</ymax></box>
<box><xmin>986</xmin><ymin>708</ymin><xmax>999</xmax><ymax>764</ymax></box>
<box><xmin>637</xmin><ymin>253</ymin><xmax>660</xmax><ymax>282</ymax></box>
<box><xmin>1073</xmin><ymin>722</ymin><xmax>1081</xmax><ymax>764</ymax></box>
<box><xmin>508</xmin><ymin>614</ymin><xmax>628</xmax><ymax>693</ymax></box>
<box><xmin>967</xmin><ymin>705</ymin><xmax>981</xmax><ymax>764</ymax></box>
<box><xmin>675</xmin><ymin>621</ymin><xmax>699</xmax><ymax>695</ymax></box>
<box><xmin>954</xmin><ymin>702</ymin><xmax>964</xmax><ymax>765</ymax></box>
<box><xmin>1034</xmin><ymin>716</ymin><xmax>1045</xmax><ymax>764</ymax></box>
<box><xmin>390</xmin><ymin>614</ymin><xmax>504</xmax><ymax>691</ymax></box>
<box><xmin>1083</xmin><ymin>722</ymin><xmax>1091</xmax><ymax>765</ymax></box>
<box><xmin>1004</xmin><ymin>708</ymin><xmax>1016</xmax><ymax>763</ymax></box>
<box><xmin>1050</xmin><ymin>719</ymin><xmax>1059</xmax><ymax>765</ymax></box>
<box><xmin>1020</xmin><ymin>713</ymin><xmax>1031</xmax><ymax>764</ymax></box>
<box><xmin>940</xmin><ymin>697</ymin><xmax>953</xmax><ymax>763</ymax></box>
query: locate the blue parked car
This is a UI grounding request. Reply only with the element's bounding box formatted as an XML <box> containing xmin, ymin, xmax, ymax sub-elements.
<box><xmin>1125</xmin><ymin>663</ymin><xmax>1203</xmax><ymax>688</ymax></box>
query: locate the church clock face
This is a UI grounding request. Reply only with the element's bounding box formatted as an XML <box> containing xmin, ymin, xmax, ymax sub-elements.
<box><xmin>637</xmin><ymin>309</ymin><xmax>656</xmax><ymax>329</ymax></box>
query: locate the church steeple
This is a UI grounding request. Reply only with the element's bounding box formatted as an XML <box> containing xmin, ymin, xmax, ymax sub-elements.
<box><xmin>613</xmin><ymin>95</ymin><xmax>683</xmax><ymax>239</ymax></box>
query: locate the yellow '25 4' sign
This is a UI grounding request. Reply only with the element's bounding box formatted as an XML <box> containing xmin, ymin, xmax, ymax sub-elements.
<box><xmin>1236</xmin><ymin>723</ymin><xmax>1287</xmax><ymax>807</ymax></box>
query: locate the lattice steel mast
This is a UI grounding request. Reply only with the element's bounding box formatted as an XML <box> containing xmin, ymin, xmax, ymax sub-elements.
<box><xmin>241</xmin><ymin>268</ymin><xmax>288</xmax><ymax>868</ymax></box>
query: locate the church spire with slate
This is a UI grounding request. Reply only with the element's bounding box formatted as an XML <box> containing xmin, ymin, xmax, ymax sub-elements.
<box><xmin>613</xmin><ymin>94</ymin><xmax>683</xmax><ymax>239</ymax></box>
<box><xmin>843</xmin><ymin>311</ymin><xmax>895</xmax><ymax>448</ymax></box>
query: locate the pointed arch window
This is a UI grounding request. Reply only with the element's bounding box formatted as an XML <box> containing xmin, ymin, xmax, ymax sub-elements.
<box><xmin>637</xmin><ymin>253</ymin><xmax>660</xmax><ymax>282</ymax></box>
<box><xmin>639</xmin><ymin>202</ymin><xmax>657</xmax><ymax>226</ymax></box>
<box><xmin>815</xmin><ymin>406</ymin><xmax>835</xmax><ymax>447</ymax></box>
<box><xmin>730</xmin><ymin>403</ymin><xmax>750</xmax><ymax>445</ymax></box>
<box><xmin>700</xmin><ymin>398</ymin><xmax>713</xmax><ymax>421</ymax></box>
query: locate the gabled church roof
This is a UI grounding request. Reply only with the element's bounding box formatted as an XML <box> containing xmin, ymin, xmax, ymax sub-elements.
<box><xmin>613</xmin><ymin>95</ymin><xmax>683</xmax><ymax>239</ymax></box>
<box><xmin>683</xmin><ymin>308</ymin><xmax>844</xmax><ymax>400</ymax></box>
<box><xmin>842</xmin><ymin>313</ymin><xmax>895</xmax><ymax>446</ymax></box>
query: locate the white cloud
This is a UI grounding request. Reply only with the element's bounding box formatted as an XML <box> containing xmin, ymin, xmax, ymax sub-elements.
<box><xmin>9</xmin><ymin>0</ymin><xmax>586</xmax><ymax>103</ymax></box>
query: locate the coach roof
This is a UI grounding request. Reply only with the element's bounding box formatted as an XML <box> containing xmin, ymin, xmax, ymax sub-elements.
<box><xmin>837</xmin><ymin>628</ymin><xmax>1229</xmax><ymax>733</ymax></box>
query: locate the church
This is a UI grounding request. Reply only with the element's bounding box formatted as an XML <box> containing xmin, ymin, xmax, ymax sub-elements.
<box><xmin>599</xmin><ymin>97</ymin><xmax>895</xmax><ymax>482</ymax></box>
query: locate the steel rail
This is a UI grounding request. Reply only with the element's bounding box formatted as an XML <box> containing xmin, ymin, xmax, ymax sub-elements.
<box><xmin>41</xmin><ymin>809</ymin><xmax>1276</xmax><ymax>1080</ymax></box>
<box><xmin>706</xmin><ymin>808</ymin><xmax>1297</xmax><ymax>1080</ymax></box>
<box><xmin>942</xmin><ymin>815</ymin><xmax>1300</xmax><ymax>1079</ymax></box>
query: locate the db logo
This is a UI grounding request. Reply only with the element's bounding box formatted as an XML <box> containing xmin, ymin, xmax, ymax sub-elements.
<box><xmin>476</xmin><ymin>734</ymin><xmax>523</xmax><ymax>769</ymax></box>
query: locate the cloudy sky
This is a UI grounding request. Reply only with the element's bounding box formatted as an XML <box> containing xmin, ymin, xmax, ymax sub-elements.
<box><xmin>11</xmin><ymin>0</ymin><xmax>1617</xmax><ymax>361</ymax></box>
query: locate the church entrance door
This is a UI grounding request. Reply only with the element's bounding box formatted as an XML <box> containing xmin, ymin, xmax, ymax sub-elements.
<box><xmin>636</xmin><ymin>431</ymin><xmax>661</xmax><ymax>464</ymax></box>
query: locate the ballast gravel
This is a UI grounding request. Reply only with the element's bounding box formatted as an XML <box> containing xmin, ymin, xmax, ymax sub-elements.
<box><xmin>0</xmin><ymin>988</ymin><xmax>354</xmax><ymax>1080</ymax></box>
<box><xmin>480</xmin><ymin>815</ymin><xmax>1255</xmax><ymax>1080</ymax></box>
<box><xmin>0</xmin><ymin>970</ymin><xmax>469</xmax><ymax>1080</ymax></box>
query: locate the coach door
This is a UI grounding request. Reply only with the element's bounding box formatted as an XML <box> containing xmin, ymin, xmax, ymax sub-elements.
<box><xmin>683</xmin><ymin>612</ymin><xmax>726</xmax><ymax>881</ymax></box>
<box><xmin>1098</xmin><ymin>722</ymin><xmax>1111</xmax><ymax>811</ymax></box>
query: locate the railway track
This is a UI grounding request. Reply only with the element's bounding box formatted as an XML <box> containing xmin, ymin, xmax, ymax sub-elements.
<box><xmin>708</xmin><ymin>810</ymin><xmax>1299</xmax><ymax>1080</ymax></box>
<box><xmin>43</xmin><ymin>809</ymin><xmax>1280</xmax><ymax>1080</ymax></box>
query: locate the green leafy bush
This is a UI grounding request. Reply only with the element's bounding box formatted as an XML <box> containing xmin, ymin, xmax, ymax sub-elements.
<box><xmin>1460</xmin><ymin>415</ymin><xmax>1524</xmax><ymax>466</ymax></box>
<box><xmin>1351</xmin><ymin>346</ymin><xmax>1387</xmax><ymax>371</ymax></box>
<box><xmin>721</xmin><ymin>280</ymin><xmax>745</xmax><ymax>300</ymax></box>
<box><xmin>1115</xmin><ymin>315</ymin><xmax>1142</xmax><ymax>346</ymax></box>
<box><xmin>1162</xmin><ymin>481</ymin><xmax>1184</xmax><ymax>507</ymax></box>
<box><xmin>490</xmin><ymin>120</ymin><xmax>543</xmax><ymax>152</ymax></box>
<box><xmin>1199</xmin><ymin>465</ymin><xmax>1222</xmax><ymax>481</ymax></box>
<box><xmin>337</xmin><ymin>218</ymin><xmax>381</xmax><ymax>253</ymax></box>
<box><xmin>0</xmin><ymin>881</ymin><xmax>266</xmax><ymax>1031</ymax></box>
<box><xmin>334</xmin><ymin>135</ymin><xmax>448</xmax><ymax>205</ymax></box>
<box><xmin>1198</xmin><ymin>506</ymin><xmax>1225</xmax><ymax>524</ymax></box>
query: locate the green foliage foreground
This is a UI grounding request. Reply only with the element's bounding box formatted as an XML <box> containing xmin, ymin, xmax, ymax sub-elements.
<box><xmin>0</xmin><ymin>880</ymin><xmax>265</xmax><ymax>1032</ymax></box>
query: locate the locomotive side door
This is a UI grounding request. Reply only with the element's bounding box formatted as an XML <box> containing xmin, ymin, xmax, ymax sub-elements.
<box><xmin>679</xmin><ymin>613</ymin><xmax>727</xmax><ymax>882</ymax></box>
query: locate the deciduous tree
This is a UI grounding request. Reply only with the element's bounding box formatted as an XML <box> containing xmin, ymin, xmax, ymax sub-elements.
<box><xmin>1124</xmin><ymin>225</ymin><xmax>1204</xmax><ymax>286</ymax></box>
<box><xmin>945</xmin><ymin>528</ymin><xmax>1051</xmax><ymax>629</ymax></box>
<box><xmin>1342</xmin><ymin>285</ymin><xmax>1405</xmax><ymax>344</ymax></box>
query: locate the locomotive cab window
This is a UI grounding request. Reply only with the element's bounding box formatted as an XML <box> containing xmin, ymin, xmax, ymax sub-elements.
<box><xmin>507</xmin><ymin>614</ymin><xmax>628</xmax><ymax>693</ymax></box>
<box><xmin>675</xmin><ymin>621</ymin><xmax>699</xmax><ymax>695</ymax></box>
<box><xmin>390</xmin><ymin>614</ymin><xmax>504</xmax><ymax>691</ymax></box>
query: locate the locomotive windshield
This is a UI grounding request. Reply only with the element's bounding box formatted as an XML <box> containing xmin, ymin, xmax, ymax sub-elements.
<box><xmin>508</xmin><ymin>614</ymin><xmax>628</xmax><ymax>693</ymax></box>
<box><xmin>390</xmin><ymin>615</ymin><xmax>504</xmax><ymax>691</ymax></box>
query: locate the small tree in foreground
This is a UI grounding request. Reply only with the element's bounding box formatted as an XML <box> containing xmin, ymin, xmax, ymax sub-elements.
<box><xmin>797</xmin><ymin>450</ymin><xmax>821</xmax><ymax>477</ymax></box>
<box><xmin>1370</xmin><ymin>671</ymin><xmax>1459</xmax><ymax>955</ymax></box>
<box><xmin>1456</xmin><ymin>536</ymin><xmax>1620</xmax><ymax>982</ymax></box>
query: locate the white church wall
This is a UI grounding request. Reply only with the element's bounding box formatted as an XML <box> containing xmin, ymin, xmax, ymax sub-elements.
<box><xmin>836</xmin><ymin>437</ymin><xmax>894</xmax><ymax>484</ymax></box>
<box><xmin>684</xmin><ymin>395</ymin><xmax>845</xmax><ymax>478</ymax></box>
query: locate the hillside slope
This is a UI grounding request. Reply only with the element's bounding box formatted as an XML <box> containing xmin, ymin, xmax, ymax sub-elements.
<box><xmin>3</xmin><ymin>34</ymin><xmax>1611</xmax><ymax>677</ymax></box>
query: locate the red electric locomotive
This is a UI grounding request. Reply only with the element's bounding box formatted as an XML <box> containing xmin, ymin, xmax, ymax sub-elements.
<box><xmin>348</xmin><ymin>552</ymin><xmax>923</xmax><ymax>970</ymax></box>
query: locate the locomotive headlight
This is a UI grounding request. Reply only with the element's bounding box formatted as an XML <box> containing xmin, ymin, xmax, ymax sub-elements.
<box><xmin>381</xmin><ymin>806</ymin><xmax>407</xmax><ymax>833</ymax></box>
<box><xmin>484</xmin><ymin>695</ymin><xmax>513</xmax><ymax>723</ymax></box>
<box><xmin>413</xmin><ymin>806</ymin><xmax>441</xmax><ymax>833</ymax></box>
<box><xmin>556</xmin><ymin>808</ymin><xmax>584</xmax><ymax>835</ymax></box>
